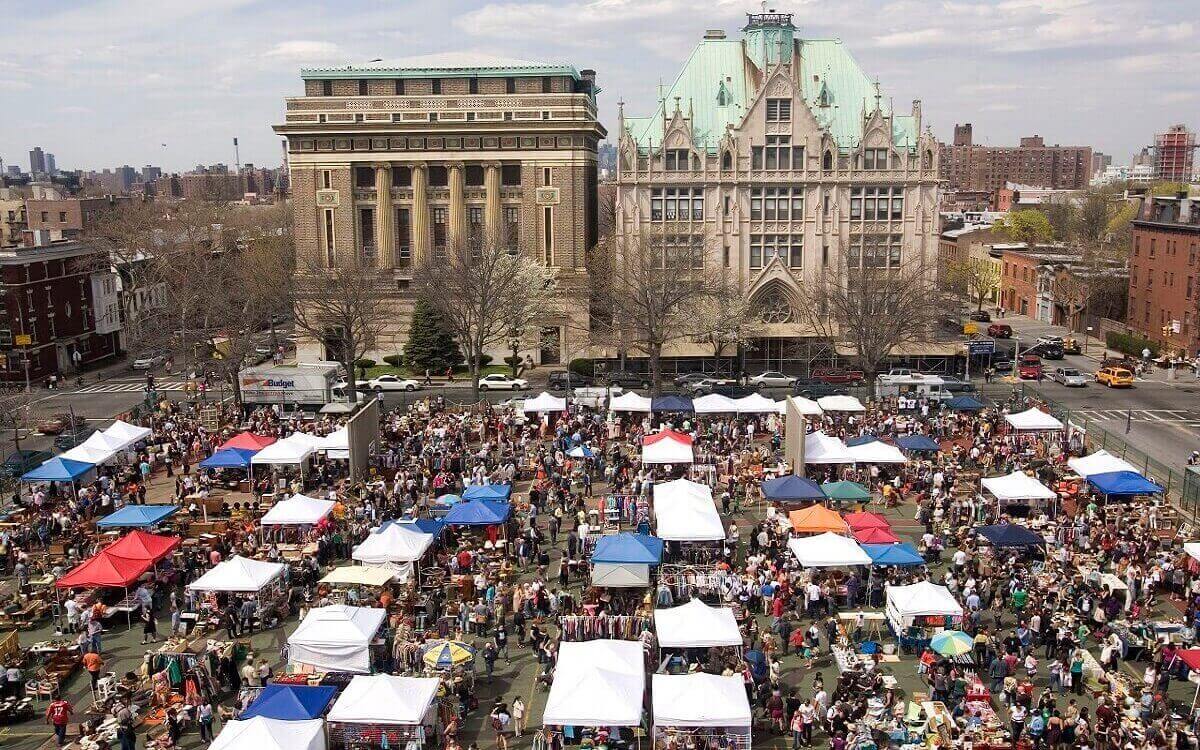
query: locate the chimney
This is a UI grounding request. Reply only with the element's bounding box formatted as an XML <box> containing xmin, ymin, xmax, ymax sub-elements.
<box><xmin>704</xmin><ymin>29</ymin><xmax>727</xmax><ymax>39</ymax></box>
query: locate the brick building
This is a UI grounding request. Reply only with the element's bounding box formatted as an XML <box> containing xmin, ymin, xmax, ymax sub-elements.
<box><xmin>940</xmin><ymin>124</ymin><xmax>1091</xmax><ymax>193</ymax></box>
<box><xmin>937</xmin><ymin>224</ymin><xmax>1001</xmax><ymax>299</ymax></box>
<box><xmin>1001</xmin><ymin>245</ymin><xmax>1126</xmax><ymax>329</ymax></box>
<box><xmin>24</xmin><ymin>195</ymin><xmax>130</xmax><ymax>241</ymax></box>
<box><xmin>274</xmin><ymin>52</ymin><xmax>606</xmax><ymax>364</ymax></box>
<box><xmin>0</xmin><ymin>188</ymin><xmax>26</xmax><ymax>248</ymax></box>
<box><xmin>179</xmin><ymin>172</ymin><xmax>244</xmax><ymax>201</ymax></box>
<box><xmin>1127</xmin><ymin>194</ymin><xmax>1200</xmax><ymax>356</ymax></box>
<box><xmin>0</xmin><ymin>240</ymin><xmax>121</xmax><ymax>384</ymax></box>
<box><xmin>1154</xmin><ymin>125</ymin><xmax>1196</xmax><ymax>183</ymax></box>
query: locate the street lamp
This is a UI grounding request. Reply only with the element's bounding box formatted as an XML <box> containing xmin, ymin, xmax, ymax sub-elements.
<box><xmin>1085</xmin><ymin>326</ymin><xmax>1093</xmax><ymax>357</ymax></box>
<box><xmin>508</xmin><ymin>327</ymin><xmax>522</xmax><ymax>378</ymax></box>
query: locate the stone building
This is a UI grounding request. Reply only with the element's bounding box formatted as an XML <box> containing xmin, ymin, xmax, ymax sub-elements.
<box><xmin>274</xmin><ymin>53</ymin><xmax>606</xmax><ymax>364</ymax></box>
<box><xmin>614</xmin><ymin>13</ymin><xmax>940</xmax><ymax>372</ymax></box>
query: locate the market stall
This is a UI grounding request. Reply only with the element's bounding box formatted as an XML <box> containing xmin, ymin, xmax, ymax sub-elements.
<box><xmin>20</xmin><ymin>456</ymin><xmax>95</xmax><ymax>489</ymax></box>
<box><xmin>786</xmin><ymin>533</ymin><xmax>871</xmax><ymax>567</ymax></box>
<box><xmin>895</xmin><ymin>435</ymin><xmax>940</xmax><ymax>453</ymax></box>
<box><xmin>651</xmin><ymin>395</ymin><xmax>694</xmax><ymax>413</ymax></box>
<box><xmin>822</xmin><ymin>481</ymin><xmax>872</xmax><ymax>504</ymax></box>
<box><xmin>691</xmin><ymin>394</ymin><xmax>738</xmax><ymax>414</ymax></box>
<box><xmin>318</xmin><ymin>428</ymin><xmax>350</xmax><ymax>460</ymax></box>
<box><xmin>240</xmin><ymin>684</ymin><xmax>337</xmax><ymax>720</ymax></box>
<box><xmin>1086</xmin><ymin>470</ymin><xmax>1164</xmax><ymax>499</ymax></box>
<box><xmin>653</xmin><ymin>599</ymin><xmax>742</xmax><ymax>649</ymax></box>
<box><xmin>732</xmin><ymin>393</ymin><xmax>778</xmax><ymax>414</ymax></box>
<box><xmin>210</xmin><ymin>716</ymin><xmax>326</xmax><ymax>750</ymax></box>
<box><xmin>251</xmin><ymin>434</ymin><xmax>317</xmax><ymax>471</ymax></box>
<box><xmin>1067</xmin><ymin>449</ymin><xmax>1140</xmax><ymax>478</ymax></box>
<box><xmin>542</xmin><ymin>639</ymin><xmax>645</xmax><ymax>730</ymax></box>
<box><xmin>461</xmin><ymin>484</ymin><xmax>513</xmax><ymax>502</ymax></box>
<box><xmin>351</xmin><ymin>522</ymin><xmax>434</xmax><ymax>565</ymax></box>
<box><xmin>1004</xmin><ymin>407</ymin><xmax>1064</xmax><ymax>432</ymax></box>
<box><xmin>260</xmin><ymin>494</ymin><xmax>337</xmax><ymax>527</ymax></box>
<box><xmin>980</xmin><ymin>470</ymin><xmax>1058</xmax><ymax>514</ymax></box>
<box><xmin>977</xmin><ymin>523</ymin><xmax>1044</xmax><ymax>551</ymax></box>
<box><xmin>651</xmin><ymin>673</ymin><xmax>751</xmax><ymax>750</ymax></box>
<box><xmin>287</xmin><ymin>605</ymin><xmax>387</xmax><ymax>674</ymax></box>
<box><xmin>802</xmin><ymin>432</ymin><xmax>855</xmax><ymax>464</ymax></box>
<box><xmin>817</xmin><ymin>395</ymin><xmax>866</xmax><ymax>412</ymax></box>
<box><xmin>523</xmin><ymin>392</ymin><xmax>567</xmax><ymax>413</ymax></box>
<box><xmin>786</xmin><ymin>395</ymin><xmax>824</xmax><ymax>416</ymax></box>
<box><xmin>188</xmin><ymin>555</ymin><xmax>286</xmax><ymax>594</ymax></box>
<box><xmin>788</xmin><ymin>504</ymin><xmax>849</xmax><ymax>535</ymax></box>
<box><xmin>944</xmin><ymin>395</ymin><xmax>984</xmax><ymax>411</ymax></box>
<box><xmin>761</xmin><ymin>474</ymin><xmax>825</xmax><ymax>505</ymax></box>
<box><xmin>847</xmin><ymin>440</ymin><xmax>908</xmax><ymax>464</ymax></box>
<box><xmin>102</xmin><ymin>420</ymin><xmax>152</xmax><ymax>448</ymax></box>
<box><xmin>219</xmin><ymin>432</ymin><xmax>278</xmax><ymax>451</ymax></box>
<box><xmin>652</xmin><ymin>479</ymin><xmax>724</xmax><ymax>542</ymax></box>
<box><xmin>326</xmin><ymin>674</ymin><xmax>440</xmax><ymax>750</ymax></box>
<box><xmin>590</xmin><ymin>532</ymin><xmax>663</xmax><ymax>589</ymax></box>
<box><xmin>862</xmin><ymin>542</ymin><xmax>925</xmax><ymax>566</ymax></box>
<box><xmin>642</xmin><ymin>430</ymin><xmax>694</xmax><ymax>465</ymax></box>
<box><xmin>610</xmin><ymin>392</ymin><xmax>653</xmax><ymax>413</ymax></box>
<box><xmin>96</xmin><ymin>504</ymin><xmax>179</xmax><ymax>529</ymax></box>
<box><xmin>885</xmin><ymin>581</ymin><xmax>964</xmax><ymax>652</ymax></box>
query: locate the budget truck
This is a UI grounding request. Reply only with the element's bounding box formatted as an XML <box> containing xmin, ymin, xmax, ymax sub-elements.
<box><xmin>238</xmin><ymin>363</ymin><xmax>341</xmax><ymax>409</ymax></box>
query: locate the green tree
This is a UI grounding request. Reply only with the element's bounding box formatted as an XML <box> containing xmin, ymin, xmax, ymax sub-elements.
<box><xmin>403</xmin><ymin>298</ymin><xmax>464</xmax><ymax>374</ymax></box>
<box><xmin>994</xmin><ymin>209</ymin><xmax>1055</xmax><ymax>249</ymax></box>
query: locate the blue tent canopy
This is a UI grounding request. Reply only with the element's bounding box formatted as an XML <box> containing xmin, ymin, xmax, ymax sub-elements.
<box><xmin>96</xmin><ymin>504</ymin><xmax>179</xmax><ymax>529</ymax></box>
<box><xmin>845</xmin><ymin>435</ymin><xmax>879</xmax><ymax>447</ymax></box>
<box><xmin>945</xmin><ymin>395</ymin><xmax>985</xmax><ymax>411</ymax></box>
<box><xmin>444</xmin><ymin>499</ymin><xmax>512</xmax><ymax>526</ymax></box>
<box><xmin>1087</xmin><ymin>470</ymin><xmax>1164</xmax><ymax>496</ymax></box>
<box><xmin>433</xmin><ymin>494</ymin><xmax>462</xmax><ymax>507</ymax></box>
<box><xmin>240</xmin><ymin>684</ymin><xmax>337</xmax><ymax>721</ymax></box>
<box><xmin>21</xmin><ymin>457</ymin><xmax>94</xmax><ymax>482</ymax></box>
<box><xmin>761</xmin><ymin>474</ymin><xmax>825</xmax><ymax>503</ymax></box>
<box><xmin>896</xmin><ymin>435</ymin><xmax>940</xmax><ymax>452</ymax></box>
<box><xmin>462</xmin><ymin>484</ymin><xmax>512</xmax><ymax>502</ymax></box>
<box><xmin>384</xmin><ymin>517</ymin><xmax>446</xmax><ymax>537</ymax></box>
<box><xmin>591</xmin><ymin>532</ymin><xmax>664</xmax><ymax>564</ymax></box>
<box><xmin>978</xmin><ymin>523</ymin><xmax>1043</xmax><ymax>548</ymax></box>
<box><xmin>651</xmin><ymin>395</ymin><xmax>694</xmax><ymax>413</ymax></box>
<box><xmin>198</xmin><ymin>448</ymin><xmax>257</xmax><ymax>470</ymax></box>
<box><xmin>862</xmin><ymin>542</ymin><xmax>925</xmax><ymax>566</ymax></box>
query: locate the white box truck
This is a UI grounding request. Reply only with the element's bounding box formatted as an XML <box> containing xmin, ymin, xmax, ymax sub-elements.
<box><xmin>239</xmin><ymin>363</ymin><xmax>340</xmax><ymax>407</ymax></box>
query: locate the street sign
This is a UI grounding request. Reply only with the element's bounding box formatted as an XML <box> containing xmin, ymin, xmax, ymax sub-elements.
<box><xmin>966</xmin><ymin>339</ymin><xmax>996</xmax><ymax>355</ymax></box>
<box><xmin>14</xmin><ymin>334</ymin><xmax>31</xmax><ymax>346</ymax></box>
<box><xmin>963</xmin><ymin>323</ymin><xmax>979</xmax><ymax>335</ymax></box>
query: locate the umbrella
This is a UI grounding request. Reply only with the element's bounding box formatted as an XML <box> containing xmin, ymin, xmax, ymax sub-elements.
<box><xmin>822</xmin><ymin>481</ymin><xmax>871</xmax><ymax>502</ymax></box>
<box><xmin>567</xmin><ymin>445</ymin><xmax>594</xmax><ymax>458</ymax></box>
<box><xmin>930</xmin><ymin>630</ymin><xmax>974</xmax><ymax>657</ymax></box>
<box><xmin>421</xmin><ymin>640</ymin><xmax>475</xmax><ymax>669</ymax></box>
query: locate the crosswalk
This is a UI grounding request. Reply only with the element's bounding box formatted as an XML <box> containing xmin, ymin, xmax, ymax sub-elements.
<box><xmin>1073</xmin><ymin>408</ymin><xmax>1200</xmax><ymax>426</ymax></box>
<box><xmin>74</xmin><ymin>378</ymin><xmax>189</xmax><ymax>394</ymax></box>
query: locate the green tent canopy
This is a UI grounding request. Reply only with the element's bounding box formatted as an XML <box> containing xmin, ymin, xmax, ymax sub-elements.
<box><xmin>820</xmin><ymin>481</ymin><xmax>871</xmax><ymax>502</ymax></box>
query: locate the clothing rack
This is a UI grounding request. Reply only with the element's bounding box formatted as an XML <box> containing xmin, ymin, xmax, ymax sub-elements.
<box><xmin>558</xmin><ymin>614</ymin><xmax>651</xmax><ymax>642</ymax></box>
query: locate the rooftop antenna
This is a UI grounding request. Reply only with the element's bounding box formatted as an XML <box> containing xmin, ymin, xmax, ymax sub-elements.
<box><xmin>233</xmin><ymin>137</ymin><xmax>241</xmax><ymax>174</ymax></box>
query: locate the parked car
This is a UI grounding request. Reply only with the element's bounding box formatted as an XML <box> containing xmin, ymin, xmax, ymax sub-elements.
<box><xmin>131</xmin><ymin>350</ymin><xmax>168</xmax><ymax>370</ymax></box>
<box><xmin>1095</xmin><ymin>366</ymin><xmax>1134</xmax><ymax>388</ymax></box>
<box><xmin>684</xmin><ymin>376</ymin><xmax>737</xmax><ymax>394</ymax></box>
<box><xmin>1051</xmin><ymin>367</ymin><xmax>1089</xmax><ymax>387</ymax></box>
<box><xmin>939</xmin><ymin>376</ymin><xmax>977</xmax><ymax>394</ymax></box>
<box><xmin>603</xmin><ymin>371</ymin><xmax>653</xmax><ymax>389</ymax></box>
<box><xmin>812</xmin><ymin>367</ymin><xmax>865</xmax><ymax>385</ymax></box>
<box><xmin>987</xmin><ymin>323</ymin><xmax>1013</xmax><ymax>338</ymax></box>
<box><xmin>968</xmin><ymin>310</ymin><xmax>992</xmax><ymax>323</ymax></box>
<box><xmin>673</xmin><ymin>372</ymin><xmax>716</xmax><ymax>388</ymax></box>
<box><xmin>54</xmin><ymin>425</ymin><xmax>97</xmax><ymax>452</ymax></box>
<box><xmin>1027</xmin><ymin>341</ymin><xmax>1064</xmax><ymax>360</ymax></box>
<box><xmin>708</xmin><ymin>384</ymin><xmax>760</xmax><ymax>399</ymax></box>
<box><xmin>477</xmin><ymin>373</ymin><xmax>529</xmax><ymax>391</ymax></box>
<box><xmin>749</xmin><ymin>371</ymin><xmax>797</xmax><ymax>388</ymax></box>
<box><xmin>991</xmin><ymin>356</ymin><xmax>1013</xmax><ymax>373</ymax></box>
<box><xmin>365</xmin><ymin>374</ymin><xmax>420</xmax><ymax>392</ymax></box>
<box><xmin>36</xmin><ymin>413</ymin><xmax>76</xmax><ymax>435</ymax></box>
<box><xmin>1017</xmin><ymin>355</ymin><xmax>1043</xmax><ymax>380</ymax></box>
<box><xmin>1036</xmin><ymin>336</ymin><xmax>1063</xmax><ymax>347</ymax></box>
<box><xmin>0</xmin><ymin>449</ymin><xmax>54</xmax><ymax>478</ymax></box>
<box><xmin>548</xmin><ymin>371</ymin><xmax>594</xmax><ymax>390</ymax></box>
<box><xmin>792</xmin><ymin>379</ymin><xmax>850</xmax><ymax>398</ymax></box>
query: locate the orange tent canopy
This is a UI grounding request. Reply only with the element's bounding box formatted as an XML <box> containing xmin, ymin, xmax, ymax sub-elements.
<box><xmin>788</xmin><ymin>504</ymin><xmax>848</xmax><ymax>534</ymax></box>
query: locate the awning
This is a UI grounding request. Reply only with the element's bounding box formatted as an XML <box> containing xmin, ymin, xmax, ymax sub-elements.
<box><xmin>787</xmin><ymin>533</ymin><xmax>871</xmax><ymax>567</ymax></box>
<box><xmin>327</xmin><ymin>674</ymin><xmax>440</xmax><ymax>725</ymax></box>
<box><xmin>590</xmin><ymin>533</ymin><xmax>664</xmax><ymax>564</ymax></box>
<box><xmin>96</xmin><ymin>505</ymin><xmax>179</xmax><ymax>529</ymax></box>
<box><xmin>220</xmin><ymin>432</ymin><xmax>278</xmax><ymax>451</ymax></box>
<box><xmin>188</xmin><ymin>556</ymin><xmax>286</xmax><ymax>592</ymax></box>
<box><xmin>1087</xmin><ymin>470</ymin><xmax>1164</xmax><ymax>496</ymax></box>
<box><xmin>652</xmin><ymin>674</ymin><xmax>751</xmax><ymax>728</ymax></box>
<box><xmin>260</xmin><ymin>494</ymin><xmax>336</xmax><ymax>526</ymax></box>
<box><xmin>462</xmin><ymin>484</ymin><xmax>512</xmax><ymax>502</ymax></box>
<box><xmin>102</xmin><ymin>420</ymin><xmax>152</xmax><ymax>449</ymax></box>
<box><xmin>288</xmin><ymin>605</ymin><xmax>387</xmax><ymax>674</ymax></box>
<box><xmin>1067</xmin><ymin>449</ymin><xmax>1140</xmax><ymax>478</ymax></box>
<box><xmin>251</xmin><ymin>434</ymin><xmax>315</xmax><ymax>465</ymax></box>
<box><xmin>199</xmin><ymin>448</ymin><xmax>257</xmax><ymax>469</ymax></box>
<box><xmin>22</xmin><ymin>457</ymin><xmax>94</xmax><ymax>482</ymax></box>
<box><xmin>802</xmin><ymin>432</ymin><xmax>854</xmax><ymax>464</ymax></box>
<box><xmin>886</xmin><ymin>581</ymin><xmax>963</xmax><ymax>618</ymax></box>
<box><xmin>58</xmin><ymin>444</ymin><xmax>116</xmax><ymax>465</ymax></box>
<box><xmin>104</xmin><ymin>530</ymin><xmax>181</xmax><ymax>564</ymax></box>
<box><xmin>692</xmin><ymin>394</ymin><xmax>738</xmax><ymax>414</ymax></box>
<box><xmin>523</xmin><ymin>391</ymin><xmax>567</xmax><ymax>413</ymax></box>
<box><xmin>977</xmin><ymin>523</ymin><xmax>1044</xmax><ymax>548</ymax></box>
<box><xmin>352</xmin><ymin>523</ymin><xmax>434</xmax><ymax>563</ymax></box>
<box><xmin>543</xmin><ymin>640</ymin><xmax>645</xmax><ymax>727</ymax></box>
<box><xmin>852</xmin><ymin>526</ymin><xmax>900</xmax><ymax>544</ymax></box>
<box><xmin>788</xmin><ymin>504</ymin><xmax>848</xmax><ymax>534</ymax></box>
<box><xmin>981</xmin><ymin>471</ymin><xmax>1057</xmax><ymax>502</ymax></box>
<box><xmin>444</xmin><ymin>499</ymin><xmax>512</xmax><ymax>526</ymax></box>
<box><xmin>55</xmin><ymin>550</ymin><xmax>151</xmax><ymax>589</ymax></box>
<box><xmin>761</xmin><ymin>474</ymin><xmax>825</xmax><ymax>503</ymax></box>
<box><xmin>847</xmin><ymin>440</ymin><xmax>908</xmax><ymax>464</ymax></box>
<box><xmin>653</xmin><ymin>478</ymin><xmax>724</xmax><ymax>541</ymax></box>
<box><xmin>654</xmin><ymin>599</ymin><xmax>742</xmax><ymax>648</ymax></box>
<box><xmin>210</xmin><ymin>717</ymin><xmax>325</xmax><ymax>750</ymax></box>
<box><xmin>642</xmin><ymin>429</ymin><xmax>695</xmax><ymax>465</ymax></box>
<box><xmin>896</xmin><ymin>434</ymin><xmax>941</xmax><ymax>452</ymax></box>
<box><xmin>240</xmin><ymin>684</ymin><xmax>337</xmax><ymax>721</ymax></box>
<box><xmin>816</xmin><ymin>395</ymin><xmax>866</xmax><ymax>412</ymax></box>
<box><xmin>320</xmin><ymin>565</ymin><xmax>399</xmax><ymax>588</ymax></box>
<box><xmin>862</xmin><ymin>542</ymin><xmax>925</xmax><ymax>566</ymax></box>
<box><xmin>1005</xmin><ymin>407</ymin><xmax>1064</xmax><ymax>431</ymax></box>
<box><xmin>733</xmin><ymin>393</ymin><xmax>778</xmax><ymax>414</ymax></box>
<box><xmin>609</xmin><ymin>392</ymin><xmax>652</xmax><ymax>412</ymax></box>
<box><xmin>651</xmin><ymin>395</ymin><xmax>694</xmax><ymax>413</ymax></box>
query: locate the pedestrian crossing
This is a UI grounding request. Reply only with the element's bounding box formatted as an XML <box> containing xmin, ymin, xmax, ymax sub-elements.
<box><xmin>1073</xmin><ymin>408</ymin><xmax>1200</xmax><ymax>426</ymax></box>
<box><xmin>74</xmin><ymin>379</ymin><xmax>188</xmax><ymax>394</ymax></box>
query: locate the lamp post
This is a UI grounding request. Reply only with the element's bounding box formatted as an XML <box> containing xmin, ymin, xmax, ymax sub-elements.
<box><xmin>508</xmin><ymin>327</ymin><xmax>522</xmax><ymax>378</ymax></box>
<box><xmin>1085</xmin><ymin>326</ymin><xmax>1093</xmax><ymax>357</ymax></box>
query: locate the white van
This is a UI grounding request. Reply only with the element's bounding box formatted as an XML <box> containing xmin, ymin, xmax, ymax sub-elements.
<box><xmin>874</xmin><ymin>373</ymin><xmax>952</xmax><ymax>402</ymax></box>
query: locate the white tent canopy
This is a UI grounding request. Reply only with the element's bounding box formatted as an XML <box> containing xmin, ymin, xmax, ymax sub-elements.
<box><xmin>591</xmin><ymin>563</ymin><xmax>650</xmax><ymax>588</ymax></box>
<box><xmin>817</xmin><ymin>394</ymin><xmax>866</xmax><ymax>412</ymax></box>
<box><xmin>652</xmin><ymin>674</ymin><xmax>752</xmax><ymax>728</ymax></box>
<box><xmin>103</xmin><ymin>420</ymin><xmax>152</xmax><ymax>450</ymax></box>
<box><xmin>803</xmin><ymin>432</ymin><xmax>855</xmax><ymax>464</ymax></box>
<box><xmin>319</xmin><ymin>427</ymin><xmax>349</xmax><ymax>460</ymax></box>
<box><xmin>260</xmin><ymin>494</ymin><xmax>336</xmax><ymax>526</ymax></box>
<box><xmin>522</xmin><ymin>391</ymin><xmax>567</xmax><ymax>413</ymax></box>
<box><xmin>1067</xmin><ymin>450</ymin><xmax>1140</xmax><ymax>478</ymax></box>
<box><xmin>886</xmin><ymin>581</ymin><xmax>963</xmax><ymax>630</ymax></box>
<box><xmin>653</xmin><ymin>478</ymin><xmax>724</xmax><ymax>541</ymax></box>
<box><xmin>1005</xmin><ymin>407</ymin><xmax>1064</xmax><ymax>431</ymax></box>
<box><xmin>692</xmin><ymin>394</ymin><xmax>738</xmax><ymax>414</ymax></box>
<box><xmin>786</xmin><ymin>395</ymin><xmax>824</xmax><ymax>416</ymax></box>
<box><xmin>59</xmin><ymin>444</ymin><xmax>116</xmax><ymax>466</ymax></box>
<box><xmin>188</xmin><ymin>555</ymin><xmax>286</xmax><ymax>593</ymax></box>
<box><xmin>288</xmin><ymin>605</ymin><xmax>386</xmax><ymax>674</ymax></box>
<box><xmin>251</xmin><ymin>434</ymin><xmax>316</xmax><ymax>465</ymax></box>
<box><xmin>320</xmin><ymin>565</ymin><xmax>398</xmax><ymax>588</ymax></box>
<box><xmin>847</xmin><ymin>441</ymin><xmax>908</xmax><ymax>464</ymax></box>
<box><xmin>654</xmin><ymin>599</ymin><xmax>742</xmax><ymax>648</ymax></box>
<box><xmin>543</xmin><ymin>639</ymin><xmax>645</xmax><ymax>727</ymax></box>
<box><xmin>327</xmin><ymin>674</ymin><xmax>440</xmax><ymax>725</ymax></box>
<box><xmin>1185</xmin><ymin>543</ymin><xmax>1200</xmax><ymax>564</ymax></box>
<box><xmin>352</xmin><ymin>523</ymin><xmax>435</xmax><ymax>564</ymax></box>
<box><xmin>610</xmin><ymin>392</ymin><xmax>653</xmax><ymax>412</ymax></box>
<box><xmin>210</xmin><ymin>717</ymin><xmax>325</xmax><ymax>750</ymax></box>
<box><xmin>733</xmin><ymin>393</ymin><xmax>779</xmax><ymax>414</ymax></box>
<box><xmin>787</xmin><ymin>532</ymin><xmax>872</xmax><ymax>568</ymax></box>
<box><xmin>981</xmin><ymin>471</ymin><xmax>1057</xmax><ymax>502</ymax></box>
<box><xmin>642</xmin><ymin>432</ymin><xmax>695</xmax><ymax>465</ymax></box>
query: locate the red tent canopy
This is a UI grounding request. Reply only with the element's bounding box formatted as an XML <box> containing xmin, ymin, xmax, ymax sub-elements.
<box><xmin>852</xmin><ymin>526</ymin><xmax>901</xmax><ymax>544</ymax></box>
<box><xmin>643</xmin><ymin>429</ymin><xmax>692</xmax><ymax>446</ymax></box>
<box><xmin>104</xmin><ymin>530</ymin><xmax>181</xmax><ymax>564</ymax></box>
<box><xmin>1176</xmin><ymin>649</ymin><xmax>1200</xmax><ymax>672</ymax></box>
<box><xmin>844</xmin><ymin>512</ymin><xmax>891</xmax><ymax>531</ymax></box>
<box><xmin>219</xmin><ymin>432</ymin><xmax>277</xmax><ymax>451</ymax></box>
<box><xmin>55</xmin><ymin>550</ymin><xmax>152</xmax><ymax>590</ymax></box>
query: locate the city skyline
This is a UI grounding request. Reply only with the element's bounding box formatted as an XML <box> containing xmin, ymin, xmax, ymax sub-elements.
<box><xmin>1</xmin><ymin>0</ymin><xmax>1196</xmax><ymax>173</ymax></box>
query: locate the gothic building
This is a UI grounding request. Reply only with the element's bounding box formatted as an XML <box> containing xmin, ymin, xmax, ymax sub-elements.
<box><xmin>614</xmin><ymin>12</ymin><xmax>940</xmax><ymax>372</ymax></box>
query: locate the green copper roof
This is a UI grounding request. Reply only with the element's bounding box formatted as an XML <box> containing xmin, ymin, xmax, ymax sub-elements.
<box><xmin>625</xmin><ymin>38</ymin><xmax>916</xmax><ymax>153</ymax></box>
<box><xmin>302</xmin><ymin>52</ymin><xmax>580</xmax><ymax>80</ymax></box>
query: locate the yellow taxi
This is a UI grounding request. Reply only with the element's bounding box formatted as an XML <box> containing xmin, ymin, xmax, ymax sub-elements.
<box><xmin>1095</xmin><ymin>366</ymin><xmax>1134</xmax><ymax>388</ymax></box>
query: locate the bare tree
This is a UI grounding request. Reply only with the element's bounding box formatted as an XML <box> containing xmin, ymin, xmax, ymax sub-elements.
<box><xmin>692</xmin><ymin>275</ymin><xmax>755</xmax><ymax>362</ymax></box>
<box><xmin>414</xmin><ymin>231</ymin><xmax>556</xmax><ymax>400</ymax></box>
<box><xmin>795</xmin><ymin>255</ymin><xmax>942</xmax><ymax>386</ymax></box>
<box><xmin>587</xmin><ymin>228</ymin><xmax>714</xmax><ymax>395</ymax></box>
<box><xmin>84</xmin><ymin>200</ymin><xmax>168</xmax><ymax>351</ymax></box>
<box><xmin>292</xmin><ymin>255</ymin><xmax>392</xmax><ymax>404</ymax></box>
<box><xmin>944</xmin><ymin>257</ymin><xmax>1001</xmax><ymax>313</ymax></box>
<box><xmin>0</xmin><ymin>386</ymin><xmax>34</xmax><ymax>457</ymax></box>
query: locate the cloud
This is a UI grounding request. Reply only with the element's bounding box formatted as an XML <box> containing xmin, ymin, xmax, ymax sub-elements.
<box><xmin>979</xmin><ymin>102</ymin><xmax>1018</xmax><ymax>112</ymax></box>
<box><xmin>872</xmin><ymin>28</ymin><xmax>948</xmax><ymax>48</ymax></box>
<box><xmin>262</xmin><ymin>40</ymin><xmax>344</xmax><ymax>63</ymax></box>
<box><xmin>0</xmin><ymin>79</ymin><xmax>31</xmax><ymax>91</ymax></box>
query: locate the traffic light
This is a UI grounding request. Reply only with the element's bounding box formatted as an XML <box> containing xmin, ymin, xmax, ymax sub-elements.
<box><xmin>1163</xmin><ymin>325</ymin><xmax>1172</xmax><ymax>337</ymax></box>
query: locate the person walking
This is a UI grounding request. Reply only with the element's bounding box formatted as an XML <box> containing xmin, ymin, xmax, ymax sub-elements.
<box><xmin>46</xmin><ymin>697</ymin><xmax>73</xmax><ymax>747</ymax></box>
<box><xmin>82</xmin><ymin>650</ymin><xmax>104</xmax><ymax>691</ymax></box>
<box><xmin>511</xmin><ymin>696</ymin><xmax>526</xmax><ymax>735</ymax></box>
<box><xmin>198</xmin><ymin>698</ymin><xmax>216</xmax><ymax>742</ymax></box>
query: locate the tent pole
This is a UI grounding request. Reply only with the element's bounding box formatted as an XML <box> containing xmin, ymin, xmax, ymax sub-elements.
<box><xmin>125</xmin><ymin>585</ymin><xmax>132</xmax><ymax>631</ymax></box>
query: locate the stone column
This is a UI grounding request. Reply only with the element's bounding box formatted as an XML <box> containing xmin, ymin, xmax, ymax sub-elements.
<box><xmin>484</xmin><ymin>162</ymin><xmax>502</xmax><ymax>243</ymax></box>
<box><xmin>374</xmin><ymin>164</ymin><xmax>395</xmax><ymax>266</ymax></box>
<box><xmin>448</xmin><ymin>162</ymin><xmax>466</xmax><ymax>249</ymax></box>
<box><xmin>411</xmin><ymin>163</ymin><xmax>430</xmax><ymax>267</ymax></box>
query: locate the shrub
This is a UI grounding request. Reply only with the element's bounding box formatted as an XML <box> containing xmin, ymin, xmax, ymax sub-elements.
<box><xmin>478</xmin><ymin>354</ymin><xmax>493</xmax><ymax>367</ymax></box>
<box><xmin>569</xmin><ymin>358</ymin><xmax>595</xmax><ymax>377</ymax></box>
<box><xmin>1105</xmin><ymin>331</ymin><xmax>1160</xmax><ymax>358</ymax></box>
<box><xmin>382</xmin><ymin>355</ymin><xmax>404</xmax><ymax>368</ymax></box>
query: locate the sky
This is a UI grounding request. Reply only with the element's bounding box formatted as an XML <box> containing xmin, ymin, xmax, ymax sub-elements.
<box><xmin>1</xmin><ymin>0</ymin><xmax>1196</xmax><ymax>174</ymax></box>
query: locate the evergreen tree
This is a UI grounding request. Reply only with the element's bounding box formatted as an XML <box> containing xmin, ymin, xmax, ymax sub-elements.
<box><xmin>403</xmin><ymin>298</ymin><xmax>464</xmax><ymax>373</ymax></box>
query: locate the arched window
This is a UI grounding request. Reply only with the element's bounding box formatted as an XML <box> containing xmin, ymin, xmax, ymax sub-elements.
<box><xmin>822</xmin><ymin>150</ymin><xmax>833</xmax><ymax>171</ymax></box>
<box><xmin>751</xmin><ymin>284</ymin><xmax>794</xmax><ymax>324</ymax></box>
<box><xmin>721</xmin><ymin>151</ymin><xmax>732</xmax><ymax>170</ymax></box>
<box><xmin>923</xmin><ymin>149</ymin><xmax>934</xmax><ymax>170</ymax></box>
